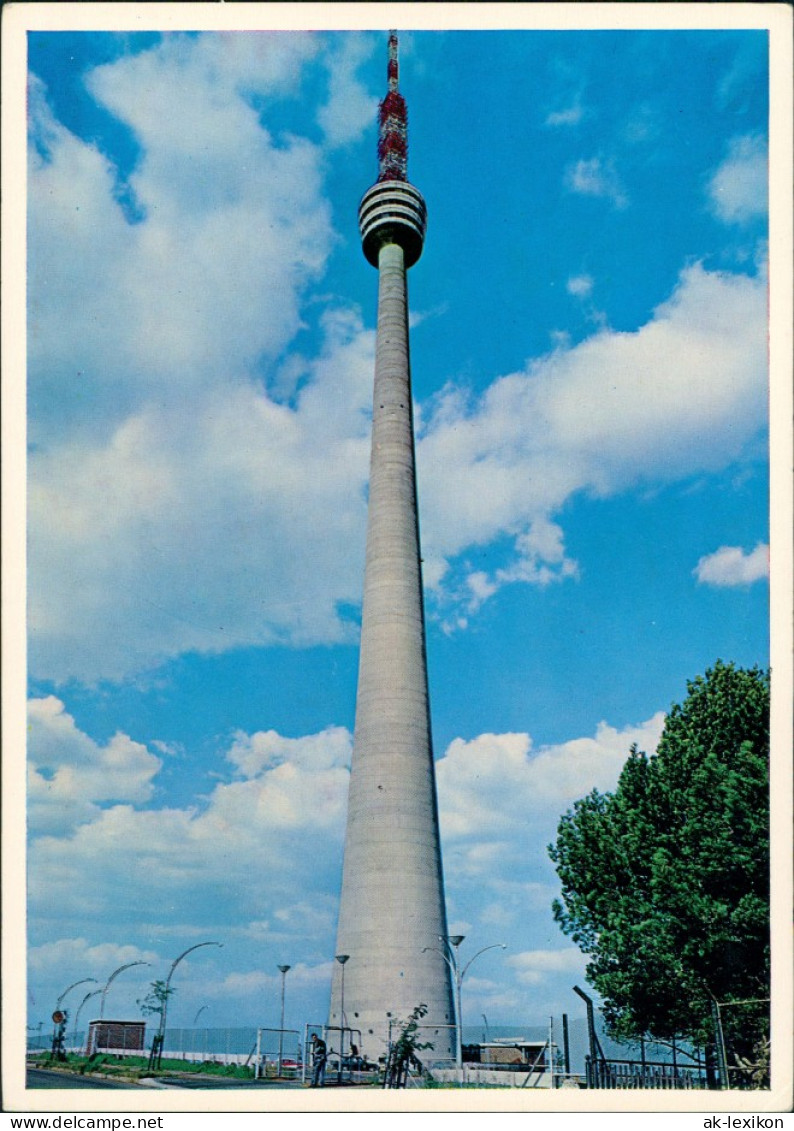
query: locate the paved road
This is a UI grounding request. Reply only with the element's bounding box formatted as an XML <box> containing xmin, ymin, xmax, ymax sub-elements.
<box><xmin>27</xmin><ymin>1068</ymin><xmax>143</xmax><ymax>1090</ymax></box>
<box><xmin>27</xmin><ymin>1068</ymin><xmax>358</xmax><ymax>1092</ymax></box>
<box><xmin>151</xmin><ymin>1076</ymin><xmax>300</xmax><ymax>1090</ymax></box>
<box><xmin>26</xmin><ymin>1069</ymin><xmax>309</xmax><ymax>1091</ymax></box>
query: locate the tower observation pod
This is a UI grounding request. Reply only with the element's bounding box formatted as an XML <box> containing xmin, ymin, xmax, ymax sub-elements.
<box><xmin>329</xmin><ymin>32</ymin><xmax>456</xmax><ymax>1065</ymax></box>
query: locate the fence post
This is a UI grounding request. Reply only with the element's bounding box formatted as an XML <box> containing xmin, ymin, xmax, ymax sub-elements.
<box><xmin>710</xmin><ymin>999</ymin><xmax>729</xmax><ymax>1088</ymax></box>
<box><xmin>549</xmin><ymin>1017</ymin><xmax>554</xmax><ymax>1090</ymax></box>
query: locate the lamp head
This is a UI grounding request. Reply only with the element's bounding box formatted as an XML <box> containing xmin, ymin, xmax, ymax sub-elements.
<box><xmin>448</xmin><ymin>935</ymin><xmax>465</xmax><ymax>948</ymax></box>
<box><xmin>278</xmin><ymin>964</ymin><xmax>291</xmax><ymax>974</ymax></box>
<box><xmin>336</xmin><ymin>954</ymin><xmax>350</xmax><ymax>965</ymax></box>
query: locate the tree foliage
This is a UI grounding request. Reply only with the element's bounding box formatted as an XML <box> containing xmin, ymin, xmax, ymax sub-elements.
<box><xmin>137</xmin><ymin>980</ymin><xmax>175</xmax><ymax>1021</ymax></box>
<box><xmin>385</xmin><ymin>1003</ymin><xmax>434</xmax><ymax>1087</ymax></box>
<box><xmin>549</xmin><ymin>661</ymin><xmax>769</xmax><ymax>1057</ymax></box>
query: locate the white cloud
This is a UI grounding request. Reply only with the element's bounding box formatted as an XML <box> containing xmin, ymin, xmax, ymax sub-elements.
<box><xmin>28</xmin><ymin>936</ymin><xmax>158</xmax><ymax>978</ymax></box>
<box><xmin>28</xmin><ymin>310</ymin><xmax>375</xmax><ymax>682</ymax></box>
<box><xmin>227</xmin><ymin>726</ymin><xmax>352</xmax><ymax>779</ymax></box>
<box><xmin>27</xmin><ymin>939</ymin><xmax>157</xmax><ymax>1007</ymax></box>
<box><xmin>316</xmin><ymin>35</ymin><xmax>379</xmax><ymax>148</ymax></box>
<box><xmin>26</xmin><ymin>706</ymin><xmax>348</xmax><ymax>1024</ymax></box>
<box><xmin>27</xmin><ymin>717</ymin><xmax>351</xmax><ymax>933</ymax></box>
<box><xmin>693</xmin><ymin>543</ymin><xmax>769</xmax><ymax>587</ymax></box>
<box><xmin>565</xmin><ymin>156</ymin><xmax>628</xmax><ymax>209</ymax></box>
<box><xmin>219</xmin><ymin>959</ymin><xmax>333</xmax><ymax>999</ymax></box>
<box><xmin>210</xmin><ymin>726</ymin><xmax>351</xmax><ymax>833</ymax></box>
<box><xmin>28</xmin><ymin>696</ymin><xmax>161</xmax><ymax>835</ymax></box>
<box><xmin>29</xmin><ymin>37</ymin><xmax>368</xmax><ymax>685</ymax></box>
<box><xmin>30</xmin><ymin>254</ymin><xmax>766</xmax><ymax>679</ymax></box>
<box><xmin>437</xmin><ymin>713</ymin><xmax>665</xmax><ymax>841</ymax></box>
<box><xmin>418</xmin><ymin>262</ymin><xmax>767</xmax><ymax>612</ymax></box>
<box><xmin>26</xmin><ymin>702</ymin><xmax>670</xmax><ymax>1025</ymax></box>
<box><xmin>29</xmin><ymin>45</ymin><xmax>333</xmax><ymax>445</ymax></box>
<box><xmin>27</xmin><ymin>34</ymin><xmax>768</xmax><ymax>683</ymax></box>
<box><xmin>494</xmin><ymin>520</ymin><xmax>579</xmax><ymax>589</ymax></box>
<box><xmin>707</xmin><ymin>134</ymin><xmax>767</xmax><ymax>225</ymax></box>
<box><xmin>566</xmin><ymin>274</ymin><xmax>593</xmax><ymax>298</ymax></box>
<box><xmin>26</xmin><ymin>699</ymin><xmax>660</xmax><ymax>948</ymax></box>
<box><xmin>508</xmin><ymin>947</ymin><xmax>588</xmax><ymax>985</ymax></box>
<box><xmin>546</xmin><ymin>104</ymin><xmax>583</xmax><ymax>127</ymax></box>
<box><xmin>28</xmin><ymin>37</ymin><xmax>376</xmax><ymax>683</ymax></box>
<box><xmin>465</xmin><ymin>570</ymin><xmax>499</xmax><ymax>611</ymax></box>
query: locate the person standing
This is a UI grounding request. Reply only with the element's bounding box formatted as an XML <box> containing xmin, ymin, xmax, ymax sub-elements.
<box><xmin>310</xmin><ymin>1034</ymin><xmax>327</xmax><ymax>1087</ymax></box>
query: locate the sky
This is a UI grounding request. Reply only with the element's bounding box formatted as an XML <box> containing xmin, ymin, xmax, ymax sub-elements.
<box><xmin>19</xmin><ymin>15</ymin><xmax>773</xmax><ymax>1047</ymax></box>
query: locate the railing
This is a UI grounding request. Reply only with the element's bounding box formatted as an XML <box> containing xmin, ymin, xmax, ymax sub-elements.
<box><xmin>28</xmin><ymin>1027</ymin><xmax>301</xmax><ymax>1066</ymax></box>
<box><xmin>586</xmin><ymin>1056</ymin><xmax>709</xmax><ymax>1089</ymax></box>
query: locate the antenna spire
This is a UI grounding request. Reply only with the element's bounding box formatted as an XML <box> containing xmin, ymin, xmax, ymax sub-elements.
<box><xmin>387</xmin><ymin>28</ymin><xmax>399</xmax><ymax>91</ymax></box>
<box><xmin>378</xmin><ymin>30</ymin><xmax>407</xmax><ymax>182</ymax></box>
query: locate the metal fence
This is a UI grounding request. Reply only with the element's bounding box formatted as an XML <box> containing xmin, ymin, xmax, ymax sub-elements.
<box><xmin>160</xmin><ymin>1027</ymin><xmax>300</xmax><ymax>1067</ymax></box>
<box><xmin>586</xmin><ymin>1056</ymin><xmax>709</xmax><ymax>1090</ymax></box>
<box><xmin>28</xmin><ymin>1027</ymin><xmax>301</xmax><ymax>1067</ymax></box>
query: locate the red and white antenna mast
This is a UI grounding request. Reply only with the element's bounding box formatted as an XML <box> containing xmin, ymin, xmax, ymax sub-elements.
<box><xmin>377</xmin><ymin>30</ymin><xmax>408</xmax><ymax>182</ymax></box>
<box><xmin>359</xmin><ymin>29</ymin><xmax>426</xmax><ymax>268</ymax></box>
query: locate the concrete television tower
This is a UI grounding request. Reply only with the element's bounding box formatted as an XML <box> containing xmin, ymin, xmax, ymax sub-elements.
<box><xmin>329</xmin><ymin>32</ymin><xmax>456</xmax><ymax>1063</ymax></box>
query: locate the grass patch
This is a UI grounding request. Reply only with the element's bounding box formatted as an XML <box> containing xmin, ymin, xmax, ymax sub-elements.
<box><xmin>29</xmin><ymin>1053</ymin><xmax>255</xmax><ymax>1081</ymax></box>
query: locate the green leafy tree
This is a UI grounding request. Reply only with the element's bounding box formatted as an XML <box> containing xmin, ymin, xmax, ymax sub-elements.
<box><xmin>548</xmin><ymin>661</ymin><xmax>769</xmax><ymax>1066</ymax></box>
<box><xmin>137</xmin><ymin>980</ymin><xmax>175</xmax><ymax>1023</ymax></box>
<box><xmin>385</xmin><ymin>1003</ymin><xmax>434</xmax><ymax>1087</ymax></box>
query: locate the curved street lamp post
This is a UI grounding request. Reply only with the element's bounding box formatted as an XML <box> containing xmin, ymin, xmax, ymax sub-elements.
<box><xmin>74</xmin><ymin>989</ymin><xmax>103</xmax><ymax>1051</ymax></box>
<box><xmin>56</xmin><ymin>978</ymin><xmax>98</xmax><ymax>1010</ymax></box>
<box><xmin>158</xmin><ymin>942</ymin><xmax>222</xmax><ymax>1062</ymax></box>
<box><xmin>423</xmin><ymin>935</ymin><xmax>507</xmax><ymax>1070</ymax></box>
<box><xmin>100</xmin><ymin>961</ymin><xmax>150</xmax><ymax>1019</ymax></box>
<box><xmin>53</xmin><ymin>979</ymin><xmax>98</xmax><ymax>1058</ymax></box>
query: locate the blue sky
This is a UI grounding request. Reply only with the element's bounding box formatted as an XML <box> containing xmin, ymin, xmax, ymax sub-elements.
<box><xmin>23</xmin><ymin>20</ymin><xmax>770</xmax><ymax>1043</ymax></box>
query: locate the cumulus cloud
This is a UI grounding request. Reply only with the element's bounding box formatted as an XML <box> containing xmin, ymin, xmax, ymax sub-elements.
<box><xmin>227</xmin><ymin>726</ymin><xmax>352</xmax><ymax>779</ymax></box>
<box><xmin>707</xmin><ymin>134</ymin><xmax>767</xmax><ymax>225</ymax></box>
<box><xmin>26</xmin><ymin>34</ymin><xmax>385</xmax><ymax>684</ymax></box>
<box><xmin>316</xmin><ymin>35</ymin><xmax>379</xmax><ymax>148</ymax></box>
<box><xmin>26</xmin><ymin>701</ymin><xmax>659</xmax><ymax>944</ymax></box>
<box><xmin>437</xmin><ymin>713</ymin><xmax>665</xmax><ymax>841</ymax></box>
<box><xmin>27</xmin><ymin>34</ymin><xmax>768</xmax><ymax>685</ymax></box>
<box><xmin>508</xmin><ymin>947</ymin><xmax>589</xmax><ymax>985</ymax></box>
<box><xmin>27</xmin><ymin>716</ymin><xmax>351</xmax><ymax>934</ymax></box>
<box><xmin>565</xmin><ymin>156</ymin><xmax>628</xmax><ymax>208</ymax></box>
<box><xmin>693</xmin><ymin>543</ymin><xmax>769</xmax><ymax>587</ymax></box>
<box><xmin>28</xmin><ymin>310</ymin><xmax>375</xmax><ymax>682</ymax></box>
<box><xmin>28</xmin><ymin>696</ymin><xmax>161</xmax><ymax>835</ymax></box>
<box><xmin>26</xmin><ymin>706</ymin><xmax>348</xmax><ymax>1020</ymax></box>
<box><xmin>417</xmin><ymin>262</ymin><xmax>767</xmax><ymax>612</ymax></box>
<box><xmin>26</xmin><ymin>701</ymin><xmax>669</xmax><ymax>1023</ymax></box>
<box><xmin>28</xmin><ymin>937</ymin><xmax>158</xmax><ymax>1006</ymax></box>
<box><xmin>566</xmin><ymin>274</ymin><xmax>593</xmax><ymax>298</ymax></box>
<box><xmin>219</xmin><ymin>959</ymin><xmax>333</xmax><ymax>1000</ymax></box>
<box><xmin>30</xmin><ymin>253</ymin><xmax>767</xmax><ymax>679</ymax></box>
<box><xmin>28</xmin><ymin>41</ymin><xmax>332</xmax><ymax>445</ymax></box>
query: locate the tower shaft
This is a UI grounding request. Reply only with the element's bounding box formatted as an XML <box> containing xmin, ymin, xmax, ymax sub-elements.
<box><xmin>330</xmin><ymin>240</ymin><xmax>454</xmax><ymax>1062</ymax></box>
<box><xmin>329</xmin><ymin>33</ymin><xmax>454</xmax><ymax>1064</ymax></box>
